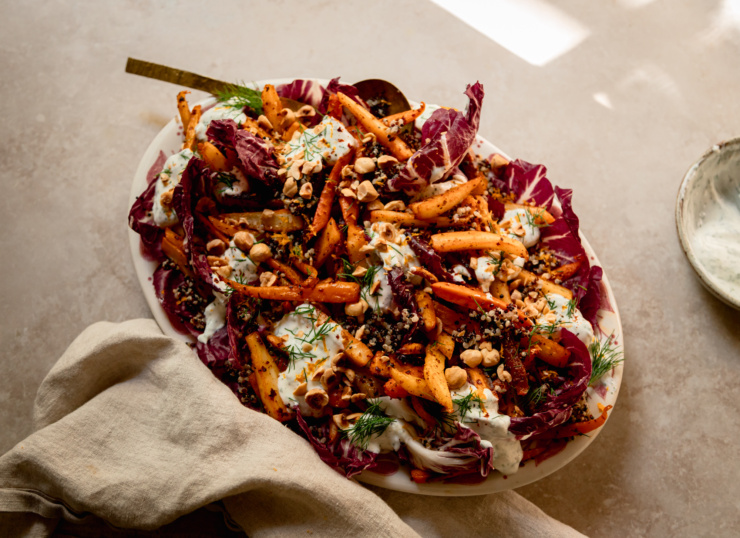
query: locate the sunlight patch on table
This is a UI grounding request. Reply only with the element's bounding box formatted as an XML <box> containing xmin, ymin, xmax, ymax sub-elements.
<box><xmin>428</xmin><ymin>0</ymin><xmax>590</xmax><ymax>67</ymax></box>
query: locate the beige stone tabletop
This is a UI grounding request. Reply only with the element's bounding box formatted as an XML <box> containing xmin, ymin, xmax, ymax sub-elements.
<box><xmin>1</xmin><ymin>0</ymin><xmax>739</xmax><ymax>536</ymax></box>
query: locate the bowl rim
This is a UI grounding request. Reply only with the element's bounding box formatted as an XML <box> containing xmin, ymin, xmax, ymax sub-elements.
<box><xmin>675</xmin><ymin>136</ymin><xmax>740</xmax><ymax>310</ymax></box>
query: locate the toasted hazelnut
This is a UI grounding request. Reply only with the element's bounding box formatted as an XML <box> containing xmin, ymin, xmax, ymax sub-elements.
<box><xmin>351</xmin><ymin>266</ymin><xmax>368</xmax><ymax>277</ymax></box>
<box><xmin>362</xmin><ymin>132</ymin><xmax>376</xmax><ymax>144</ymax></box>
<box><xmin>282</xmin><ymin>176</ymin><xmax>298</xmax><ymax>197</ymax></box>
<box><xmin>341</xmin><ymin>165</ymin><xmax>356</xmax><ymax>179</ymax></box>
<box><xmin>333</xmin><ymin>413</ymin><xmax>351</xmax><ymax>429</ymax></box>
<box><xmin>330</xmin><ymin>352</ymin><xmax>345</xmax><ymax>370</ymax></box>
<box><xmin>259</xmin><ymin>271</ymin><xmax>277</xmax><ymax>287</ymax></box>
<box><xmin>249</xmin><ymin>243</ymin><xmax>272</xmax><ymax>263</ymax></box>
<box><xmin>233</xmin><ymin>231</ymin><xmax>255</xmax><ymax>253</ymax></box>
<box><xmin>299</xmin><ymin>182</ymin><xmax>313</xmax><ymax>199</ymax></box>
<box><xmin>366</xmin><ymin>199</ymin><xmax>385</xmax><ymax>211</ymax></box>
<box><xmin>377</xmin><ymin>222</ymin><xmax>399</xmax><ymax>243</ymax></box>
<box><xmin>305</xmin><ymin>388</ymin><xmax>330</xmax><ymax>409</ymax></box>
<box><xmin>257</xmin><ymin>115</ymin><xmax>273</xmax><ymax>131</ymax></box>
<box><xmin>321</xmin><ymin>368</ymin><xmax>338</xmax><ymax>389</ymax></box>
<box><xmin>383</xmin><ymin>200</ymin><xmax>406</xmax><ymax>212</ymax></box>
<box><xmin>354</xmin><ymin>157</ymin><xmax>376</xmax><ymax>175</ymax></box>
<box><xmin>293</xmin><ymin>382</ymin><xmax>308</xmax><ymax>397</ymax></box>
<box><xmin>159</xmin><ymin>189</ymin><xmax>174</xmax><ymax>208</ymax></box>
<box><xmin>206</xmin><ymin>239</ymin><xmax>227</xmax><ymax>256</ymax></box>
<box><xmin>207</xmin><ymin>255</ymin><xmax>228</xmax><ymax>267</ymax></box>
<box><xmin>497</xmin><ymin>364</ymin><xmax>512</xmax><ymax>383</ymax></box>
<box><xmin>481</xmin><ymin>348</ymin><xmax>500</xmax><ymax>368</ymax></box>
<box><xmin>345</xmin><ymin>299</ymin><xmax>369</xmax><ymax>318</ymax></box>
<box><xmin>279</xmin><ymin>108</ymin><xmax>296</xmax><ymax>130</ymax></box>
<box><xmin>460</xmin><ymin>349</ymin><xmax>483</xmax><ymax>368</ymax></box>
<box><xmin>297</xmin><ymin>105</ymin><xmax>316</xmax><ymax>119</ymax></box>
<box><xmin>340</xmin><ymin>386</ymin><xmax>353</xmax><ymax>403</ymax></box>
<box><xmin>377</xmin><ymin>155</ymin><xmax>398</xmax><ymax>168</ymax></box>
<box><xmin>214</xmin><ymin>265</ymin><xmax>232</xmax><ymax>279</ymax></box>
<box><xmin>357</xmin><ymin>180</ymin><xmax>379</xmax><ymax>203</ymax></box>
<box><xmin>350</xmin><ymin>392</ymin><xmax>366</xmax><ymax>404</ymax></box>
<box><xmin>445</xmin><ymin>366</ymin><xmax>467</xmax><ymax>390</ymax></box>
<box><xmin>341</xmin><ymin>187</ymin><xmax>356</xmax><ymax>199</ymax></box>
<box><xmin>343</xmin><ymin>368</ymin><xmax>356</xmax><ymax>384</ymax></box>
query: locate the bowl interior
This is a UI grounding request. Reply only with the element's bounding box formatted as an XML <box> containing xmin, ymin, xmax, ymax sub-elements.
<box><xmin>677</xmin><ymin>139</ymin><xmax>740</xmax><ymax>309</ymax></box>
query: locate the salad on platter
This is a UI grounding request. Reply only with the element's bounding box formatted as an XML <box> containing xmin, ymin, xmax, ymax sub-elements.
<box><xmin>128</xmin><ymin>76</ymin><xmax>623</xmax><ymax>488</ymax></box>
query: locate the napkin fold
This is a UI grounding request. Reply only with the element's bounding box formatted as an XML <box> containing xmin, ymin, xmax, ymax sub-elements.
<box><xmin>0</xmin><ymin>319</ymin><xmax>585</xmax><ymax>537</ymax></box>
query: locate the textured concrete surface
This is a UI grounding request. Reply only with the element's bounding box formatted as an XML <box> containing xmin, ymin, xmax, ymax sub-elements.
<box><xmin>1</xmin><ymin>0</ymin><xmax>739</xmax><ymax>535</ymax></box>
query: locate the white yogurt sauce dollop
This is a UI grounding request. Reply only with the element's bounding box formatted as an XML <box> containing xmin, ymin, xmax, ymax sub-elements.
<box><xmin>153</xmin><ymin>149</ymin><xmax>193</xmax><ymax>227</ymax></box>
<box><xmin>536</xmin><ymin>293</ymin><xmax>594</xmax><ymax>347</ymax></box>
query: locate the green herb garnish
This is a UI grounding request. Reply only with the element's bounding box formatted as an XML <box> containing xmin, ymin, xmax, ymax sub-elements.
<box><xmin>346</xmin><ymin>401</ymin><xmax>395</xmax><ymax>449</ymax></box>
<box><xmin>452</xmin><ymin>391</ymin><xmax>484</xmax><ymax>423</ymax></box>
<box><xmin>215</xmin><ymin>82</ymin><xmax>263</xmax><ymax>115</ymax></box>
<box><xmin>589</xmin><ymin>334</ymin><xmax>624</xmax><ymax>384</ymax></box>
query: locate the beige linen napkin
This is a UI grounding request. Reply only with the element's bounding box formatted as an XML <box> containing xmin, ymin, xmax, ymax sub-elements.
<box><xmin>0</xmin><ymin>319</ymin><xmax>585</xmax><ymax>537</ymax></box>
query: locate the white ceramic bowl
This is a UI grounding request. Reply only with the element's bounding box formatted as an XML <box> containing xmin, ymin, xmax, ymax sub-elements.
<box><xmin>676</xmin><ymin>138</ymin><xmax>740</xmax><ymax>310</ymax></box>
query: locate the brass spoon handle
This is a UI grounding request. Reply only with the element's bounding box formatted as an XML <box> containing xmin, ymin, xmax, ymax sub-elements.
<box><xmin>125</xmin><ymin>57</ymin><xmax>232</xmax><ymax>95</ymax></box>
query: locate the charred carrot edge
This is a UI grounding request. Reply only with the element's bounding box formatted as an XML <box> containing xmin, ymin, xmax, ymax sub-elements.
<box><xmin>383</xmin><ymin>378</ymin><xmax>409</xmax><ymax>399</ymax></box>
<box><xmin>183</xmin><ymin>105</ymin><xmax>201</xmax><ymax>151</ymax></box>
<box><xmin>177</xmin><ymin>91</ymin><xmax>191</xmax><ymax>129</ymax></box>
<box><xmin>550</xmin><ymin>260</ymin><xmax>583</xmax><ymax>280</ymax></box>
<box><xmin>410</xmin><ymin>469</ymin><xmax>432</xmax><ymax>483</ymax></box>
<box><xmin>161</xmin><ymin>228</ymin><xmax>192</xmax><ymax>277</ymax></box>
<box><xmin>266</xmin><ymin>258</ymin><xmax>303</xmax><ymax>285</ymax></box>
<box><xmin>195</xmin><ymin>212</ymin><xmax>230</xmax><ymax>243</ymax></box>
<box><xmin>309</xmin><ymin>150</ymin><xmax>354</xmax><ymax>238</ymax></box>
<box><xmin>555</xmin><ymin>405</ymin><xmax>613</xmax><ymax>438</ymax></box>
<box><xmin>380</xmin><ymin>102</ymin><xmax>426</xmax><ymax>127</ymax></box>
<box><xmin>292</xmin><ymin>259</ymin><xmax>318</xmax><ymax>278</ymax></box>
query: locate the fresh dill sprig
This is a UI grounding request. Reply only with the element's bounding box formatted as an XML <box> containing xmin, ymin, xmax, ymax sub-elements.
<box><xmin>290</xmin><ymin>127</ymin><xmax>328</xmax><ymax>162</ymax></box>
<box><xmin>565</xmin><ymin>298</ymin><xmax>577</xmax><ymax>318</ymax></box>
<box><xmin>223</xmin><ymin>273</ymin><xmax>248</xmax><ymax>297</ymax></box>
<box><xmin>452</xmin><ymin>391</ymin><xmax>484</xmax><ymax>423</ymax></box>
<box><xmin>337</xmin><ymin>258</ymin><xmax>382</xmax><ymax>310</ymax></box>
<box><xmin>487</xmin><ymin>251</ymin><xmax>506</xmax><ymax>276</ymax></box>
<box><xmin>346</xmin><ymin>401</ymin><xmax>394</xmax><ymax>449</ymax></box>
<box><xmin>589</xmin><ymin>334</ymin><xmax>624</xmax><ymax>384</ymax></box>
<box><xmin>523</xmin><ymin>208</ymin><xmax>550</xmax><ymax>229</ymax></box>
<box><xmin>284</xmin><ymin>344</ymin><xmax>315</xmax><ymax>370</ymax></box>
<box><xmin>215</xmin><ymin>82</ymin><xmax>263</xmax><ymax>114</ymax></box>
<box><xmin>523</xmin><ymin>384</ymin><xmax>549</xmax><ymax>409</ymax></box>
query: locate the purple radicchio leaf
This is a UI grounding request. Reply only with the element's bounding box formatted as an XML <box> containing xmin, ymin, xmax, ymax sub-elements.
<box><xmin>128</xmin><ymin>150</ymin><xmax>168</xmax><ymax>260</ymax></box>
<box><xmin>539</xmin><ymin>186</ymin><xmax>604</xmax><ymax>317</ymax></box>
<box><xmin>501</xmin><ymin>159</ymin><xmax>556</xmax><ymax>210</ymax></box>
<box><xmin>397</xmin><ymin>424</ymin><xmax>494</xmax><ymax>480</ymax></box>
<box><xmin>487</xmin><ymin>194</ymin><xmax>506</xmax><ymax>222</ymax></box>
<box><xmin>152</xmin><ymin>261</ymin><xmax>204</xmax><ymax>338</ymax></box>
<box><xmin>295</xmin><ymin>413</ymin><xmax>379</xmax><ymax>478</ymax></box>
<box><xmin>389</xmin><ymin>82</ymin><xmax>484</xmax><ymax>193</ymax></box>
<box><xmin>318</xmin><ymin>77</ymin><xmax>364</xmax><ymax>115</ymax></box>
<box><xmin>508</xmin><ymin>329</ymin><xmax>592</xmax><ymax>439</ymax></box>
<box><xmin>194</xmin><ymin>325</ymin><xmax>237</xmax><ymax>394</ymax></box>
<box><xmin>387</xmin><ymin>267</ymin><xmax>421</xmax><ymax>344</ymax></box>
<box><xmin>206</xmin><ymin>119</ymin><xmax>280</xmax><ymax>190</ymax></box>
<box><xmin>276</xmin><ymin>79</ymin><xmax>327</xmax><ymax>109</ymax></box>
<box><xmin>579</xmin><ymin>266</ymin><xmax>604</xmax><ymax>327</ymax></box>
<box><xmin>172</xmin><ymin>158</ymin><xmax>215</xmax><ymax>290</ymax></box>
<box><xmin>407</xmin><ymin>236</ymin><xmax>456</xmax><ymax>283</ymax></box>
